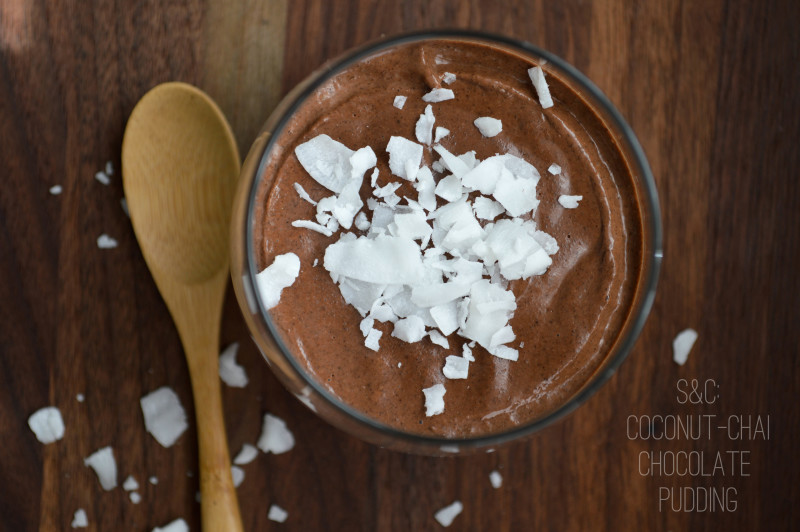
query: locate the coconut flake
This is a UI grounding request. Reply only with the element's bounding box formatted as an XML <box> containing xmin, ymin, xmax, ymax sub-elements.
<box><xmin>76</xmin><ymin>393</ymin><xmax>85</xmax><ymax>402</ymax></box>
<box><xmin>442</xmin><ymin>355</ymin><xmax>469</xmax><ymax>379</ymax></box>
<box><xmin>423</xmin><ymin>383</ymin><xmax>446</xmax><ymax>416</ymax></box>
<box><xmin>415</xmin><ymin>104</ymin><xmax>436</xmax><ymax>145</ymax></box>
<box><xmin>295</xmin><ymin>134</ymin><xmax>356</xmax><ymax>193</ymax></box>
<box><xmin>231</xmin><ymin>465</ymin><xmax>245</xmax><ymax>488</ymax></box>
<box><xmin>94</xmin><ymin>171</ymin><xmax>110</xmax><ymax>185</ymax></box>
<box><xmin>84</xmin><ymin>446</ymin><xmax>117</xmax><ymax>491</ymax></box>
<box><xmin>547</xmin><ymin>163</ymin><xmax>561</xmax><ymax>175</ymax></box>
<box><xmin>393</xmin><ymin>95</ymin><xmax>407</xmax><ymax>109</ymax></box>
<box><xmin>123</xmin><ymin>475</ymin><xmax>139</xmax><ymax>491</ymax></box>
<box><xmin>354</xmin><ymin>211</ymin><xmax>370</xmax><ymax>231</ymax></box>
<box><xmin>434</xmin><ymin>127</ymin><xmax>450</xmax><ymax>143</ymax></box>
<box><xmin>293</xmin><ymin>182</ymin><xmax>317</xmax><ymax>205</ymax></box>
<box><xmin>434</xmin><ymin>501</ymin><xmax>463</xmax><ymax>527</ymax></box>
<box><xmin>324</xmin><ymin>233</ymin><xmax>425</xmax><ymax>284</ymax></box>
<box><xmin>71</xmin><ymin>508</ymin><xmax>88</xmax><ymax>528</ymax></box>
<box><xmin>97</xmin><ymin>234</ymin><xmax>118</xmax><ymax>249</ymax></box>
<box><xmin>462</xmin><ymin>343</ymin><xmax>474</xmax><ymax>362</ymax></box>
<box><xmin>50</xmin><ymin>185</ymin><xmax>63</xmax><ymax>195</ymax></box>
<box><xmin>129</xmin><ymin>492</ymin><xmax>142</xmax><ymax>504</ymax></box>
<box><xmin>528</xmin><ymin>66</ymin><xmax>554</xmax><ymax>109</ymax></box>
<box><xmin>673</xmin><ymin>328</ymin><xmax>698</xmax><ymax>366</ymax></box>
<box><xmin>257</xmin><ymin>413</ymin><xmax>295</xmax><ymax>454</ymax></box>
<box><xmin>392</xmin><ymin>316</ymin><xmax>426</xmax><ymax>343</ymax></box>
<box><xmin>140</xmin><ymin>387</ymin><xmax>188</xmax><ymax>448</ymax></box>
<box><xmin>386</xmin><ymin>136</ymin><xmax>423</xmax><ymax>180</ymax></box>
<box><xmin>233</xmin><ymin>443</ymin><xmax>259</xmax><ymax>465</ymax></box>
<box><xmin>422</xmin><ymin>88</ymin><xmax>455</xmax><ymax>102</ymax></box>
<box><xmin>218</xmin><ymin>342</ymin><xmax>248</xmax><ymax>388</ymax></box>
<box><xmin>268</xmin><ymin>504</ymin><xmax>289</xmax><ymax>523</ymax></box>
<box><xmin>428</xmin><ymin>330</ymin><xmax>449</xmax><ymax>348</ymax></box>
<box><xmin>292</xmin><ymin>219</ymin><xmax>333</xmax><ymax>236</ymax></box>
<box><xmin>434</xmin><ymin>175</ymin><xmax>463</xmax><ymax>202</ymax></box>
<box><xmin>256</xmin><ymin>252</ymin><xmax>301</xmax><ymax>309</ymax></box>
<box><xmin>364</xmin><ymin>328</ymin><xmax>382</xmax><ymax>351</ymax></box>
<box><xmin>474</xmin><ymin>117</ymin><xmax>502</xmax><ymax>137</ymax></box>
<box><xmin>120</xmin><ymin>198</ymin><xmax>129</xmax><ymax>217</ymax></box>
<box><xmin>432</xmin><ymin>145</ymin><xmax>470</xmax><ymax>178</ymax></box>
<box><xmin>491</xmin><ymin>345</ymin><xmax>519</xmax><ymax>361</ymax></box>
<box><xmin>430</xmin><ymin>301</ymin><xmax>459</xmax><ymax>336</ymax></box>
<box><xmin>442</xmin><ymin>72</ymin><xmax>456</xmax><ymax>84</ymax></box>
<box><xmin>472</xmin><ymin>196</ymin><xmax>504</xmax><ymax>220</ymax></box>
<box><xmin>557</xmin><ymin>195</ymin><xmax>582</xmax><ymax>209</ymax></box>
<box><xmin>28</xmin><ymin>406</ymin><xmax>65</xmax><ymax>444</ymax></box>
<box><xmin>149</xmin><ymin>476</ymin><xmax>159</xmax><ymax>485</ymax></box>
<box><xmin>489</xmin><ymin>470</ymin><xmax>503</xmax><ymax>488</ymax></box>
<box><xmin>152</xmin><ymin>518</ymin><xmax>189</xmax><ymax>532</ymax></box>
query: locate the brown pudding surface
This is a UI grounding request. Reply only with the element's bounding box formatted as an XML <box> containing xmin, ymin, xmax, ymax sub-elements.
<box><xmin>254</xmin><ymin>39</ymin><xmax>643</xmax><ymax>437</ymax></box>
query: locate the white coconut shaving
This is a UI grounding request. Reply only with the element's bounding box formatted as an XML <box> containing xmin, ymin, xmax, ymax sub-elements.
<box><xmin>474</xmin><ymin>117</ymin><xmax>502</xmax><ymax>137</ymax></box>
<box><xmin>97</xmin><ymin>234</ymin><xmax>118</xmax><ymax>249</ymax></box>
<box><xmin>149</xmin><ymin>476</ymin><xmax>159</xmax><ymax>485</ymax></box>
<box><xmin>140</xmin><ymin>387</ymin><xmax>188</xmax><ymax>448</ymax></box>
<box><xmin>219</xmin><ymin>342</ymin><xmax>248</xmax><ymax>388</ymax></box>
<box><xmin>472</xmin><ymin>197</ymin><xmax>504</xmax><ymax>221</ymax></box>
<box><xmin>423</xmin><ymin>383</ymin><xmax>446</xmax><ymax>416</ymax></box>
<box><xmin>76</xmin><ymin>393</ymin><xmax>85</xmax><ymax>402</ymax></box>
<box><xmin>673</xmin><ymin>328</ymin><xmax>698</xmax><ymax>366</ymax></box>
<box><xmin>233</xmin><ymin>443</ymin><xmax>259</xmax><ymax>465</ymax></box>
<box><xmin>256</xmin><ymin>252</ymin><xmax>301</xmax><ymax>309</ymax></box>
<box><xmin>393</xmin><ymin>95</ymin><xmax>407</xmax><ymax>109</ymax></box>
<box><xmin>386</xmin><ymin>136</ymin><xmax>423</xmax><ymax>180</ymax></box>
<box><xmin>434</xmin><ymin>501</ymin><xmax>463</xmax><ymax>527</ymax></box>
<box><xmin>129</xmin><ymin>492</ymin><xmax>142</xmax><ymax>504</ymax></box>
<box><xmin>152</xmin><ymin>518</ymin><xmax>189</xmax><ymax>532</ymax></box>
<box><xmin>433</xmin><ymin>127</ymin><xmax>450</xmax><ymax>143</ymax></box>
<box><xmin>231</xmin><ymin>465</ymin><xmax>245</xmax><ymax>488</ymax></box>
<box><xmin>528</xmin><ymin>65</ymin><xmax>554</xmax><ymax>109</ymax></box>
<box><xmin>105</xmin><ymin>161</ymin><xmax>114</xmax><ymax>175</ymax></box>
<box><xmin>294</xmin><ymin>134</ymin><xmax>355</xmax><ymax>193</ymax></box>
<box><xmin>365</xmin><ymin>328</ymin><xmax>382</xmax><ymax>351</ymax></box>
<box><xmin>257</xmin><ymin>413</ymin><xmax>295</xmax><ymax>454</ymax></box>
<box><xmin>428</xmin><ymin>330</ymin><xmax>449</xmax><ymax>348</ymax></box>
<box><xmin>28</xmin><ymin>406</ymin><xmax>65</xmax><ymax>444</ymax></box>
<box><xmin>489</xmin><ymin>470</ymin><xmax>503</xmax><ymax>488</ymax></box>
<box><xmin>71</xmin><ymin>509</ymin><xmax>88</xmax><ymax>528</ymax></box>
<box><xmin>50</xmin><ymin>185</ymin><xmax>63</xmax><ymax>195</ymax></box>
<box><xmin>392</xmin><ymin>316</ymin><xmax>427</xmax><ymax>343</ymax></box>
<box><xmin>94</xmin><ymin>171</ymin><xmax>110</xmax><ymax>185</ymax></box>
<box><xmin>268</xmin><ymin>504</ymin><xmax>289</xmax><ymax>523</ymax></box>
<box><xmin>120</xmin><ymin>198</ymin><xmax>129</xmax><ymax>217</ymax></box>
<box><xmin>547</xmin><ymin>163</ymin><xmax>561</xmax><ymax>175</ymax></box>
<box><xmin>442</xmin><ymin>355</ymin><xmax>469</xmax><ymax>379</ymax></box>
<box><xmin>123</xmin><ymin>475</ymin><xmax>139</xmax><ymax>491</ymax></box>
<box><xmin>293</xmin><ymin>182</ymin><xmax>317</xmax><ymax>205</ymax></box>
<box><xmin>84</xmin><ymin>446</ymin><xmax>117</xmax><ymax>491</ymax></box>
<box><xmin>558</xmin><ymin>195</ymin><xmax>583</xmax><ymax>209</ymax></box>
<box><xmin>415</xmin><ymin>104</ymin><xmax>436</xmax><ymax>145</ymax></box>
<box><xmin>422</xmin><ymin>88</ymin><xmax>455</xmax><ymax>103</ymax></box>
<box><xmin>442</xmin><ymin>72</ymin><xmax>456</xmax><ymax>84</ymax></box>
<box><xmin>291</xmin><ymin>219</ymin><xmax>333</xmax><ymax>236</ymax></box>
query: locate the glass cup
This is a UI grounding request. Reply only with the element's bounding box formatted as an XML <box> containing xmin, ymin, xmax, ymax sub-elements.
<box><xmin>230</xmin><ymin>30</ymin><xmax>662</xmax><ymax>455</ymax></box>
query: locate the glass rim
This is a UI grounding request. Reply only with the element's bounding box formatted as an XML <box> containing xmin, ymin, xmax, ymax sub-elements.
<box><xmin>242</xmin><ymin>29</ymin><xmax>663</xmax><ymax>450</ymax></box>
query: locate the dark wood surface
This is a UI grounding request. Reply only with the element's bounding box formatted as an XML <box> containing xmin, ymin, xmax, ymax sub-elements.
<box><xmin>1</xmin><ymin>1</ymin><xmax>798</xmax><ymax>530</ymax></box>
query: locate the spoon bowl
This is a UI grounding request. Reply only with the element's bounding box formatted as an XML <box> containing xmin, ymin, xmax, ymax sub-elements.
<box><xmin>122</xmin><ymin>82</ymin><xmax>243</xmax><ymax>531</ymax></box>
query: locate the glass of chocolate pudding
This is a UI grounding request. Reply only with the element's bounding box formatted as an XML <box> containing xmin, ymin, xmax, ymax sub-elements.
<box><xmin>230</xmin><ymin>30</ymin><xmax>662</xmax><ymax>454</ymax></box>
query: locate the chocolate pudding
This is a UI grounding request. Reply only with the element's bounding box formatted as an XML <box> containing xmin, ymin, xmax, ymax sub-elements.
<box><xmin>253</xmin><ymin>39</ymin><xmax>643</xmax><ymax>438</ymax></box>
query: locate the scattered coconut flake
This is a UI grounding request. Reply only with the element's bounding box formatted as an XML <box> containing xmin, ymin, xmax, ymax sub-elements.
<box><xmin>292</xmin><ymin>219</ymin><xmax>334</xmax><ymax>237</ymax></box>
<box><xmin>442</xmin><ymin>355</ymin><xmax>469</xmax><ymax>379</ymax></box>
<box><xmin>28</xmin><ymin>406</ymin><xmax>65</xmax><ymax>444</ymax></box>
<box><xmin>234</xmin><ymin>443</ymin><xmax>259</xmax><ymax>465</ymax></box>
<box><xmin>392</xmin><ymin>316</ymin><xmax>427</xmax><ymax>343</ymax></box>
<box><xmin>293</xmin><ymin>182</ymin><xmax>317</xmax><ymax>205</ymax></box>
<box><xmin>432</xmin><ymin>145</ymin><xmax>470</xmax><ymax>178</ymax></box>
<box><xmin>256</xmin><ymin>252</ymin><xmax>301</xmax><ymax>309</ymax></box>
<box><xmin>219</xmin><ymin>342</ymin><xmax>248</xmax><ymax>388</ymax></box>
<box><xmin>140</xmin><ymin>387</ymin><xmax>188</xmax><ymax>448</ymax></box>
<box><xmin>434</xmin><ymin>501</ymin><xmax>463</xmax><ymax>527</ymax></box>
<box><xmin>84</xmin><ymin>446</ymin><xmax>117</xmax><ymax>491</ymax></box>
<box><xmin>49</xmin><ymin>185</ymin><xmax>63</xmax><ymax>195</ymax></box>
<box><xmin>547</xmin><ymin>163</ymin><xmax>561</xmax><ymax>175</ymax></box>
<box><xmin>325</xmin><ymin>233</ymin><xmax>425</xmax><ymax>284</ymax></box>
<box><xmin>673</xmin><ymin>328</ymin><xmax>698</xmax><ymax>366</ymax></box>
<box><xmin>386</xmin><ymin>136</ymin><xmax>423</xmax><ymax>180</ymax></box>
<box><xmin>71</xmin><ymin>509</ymin><xmax>88</xmax><ymax>528</ymax></box>
<box><xmin>491</xmin><ymin>345</ymin><xmax>519</xmax><ymax>361</ymax></box>
<box><xmin>489</xmin><ymin>470</ymin><xmax>503</xmax><ymax>488</ymax></box>
<box><xmin>120</xmin><ymin>198</ymin><xmax>129</xmax><ymax>217</ymax></box>
<box><xmin>294</xmin><ymin>134</ymin><xmax>358</xmax><ymax>193</ymax></box>
<box><xmin>76</xmin><ymin>393</ymin><xmax>85</xmax><ymax>402</ymax></box>
<box><xmin>97</xmin><ymin>234</ymin><xmax>118</xmax><ymax>249</ymax></box>
<box><xmin>268</xmin><ymin>504</ymin><xmax>289</xmax><ymax>523</ymax></box>
<box><xmin>123</xmin><ymin>475</ymin><xmax>139</xmax><ymax>491</ymax></box>
<box><xmin>442</xmin><ymin>72</ymin><xmax>456</xmax><ymax>84</ymax></box>
<box><xmin>472</xmin><ymin>196</ymin><xmax>504</xmax><ymax>221</ymax></box>
<box><xmin>428</xmin><ymin>330</ymin><xmax>449</xmax><ymax>349</ymax></box>
<box><xmin>149</xmin><ymin>476</ymin><xmax>159</xmax><ymax>485</ymax></box>
<box><xmin>422</xmin><ymin>88</ymin><xmax>455</xmax><ymax>103</ymax></box>
<box><xmin>393</xmin><ymin>95</ymin><xmax>407</xmax><ymax>109</ymax></box>
<box><xmin>152</xmin><ymin>518</ymin><xmax>189</xmax><ymax>532</ymax></box>
<box><xmin>474</xmin><ymin>117</ymin><xmax>502</xmax><ymax>137</ymax></box>
<box><xmin>105</xmin><ymin>161</ymin><xmax>114</xmax><ymax>175</ymax></box>
<box><xmin>434</xmin><ymin>127</ymin><xmax>450</xmax><ymax>143</ymax></box>
<box><xmin>231</xmin><ymin>465</ymin><xmax>245</xmax><ymax>488</ymax></box>
<box><xmin>462</xmin><ymin>344</ymin><xmax>474</xmax><ymax>362</ymax></box>
<box><xmin>557</xmin><ymin>195</ymin><xmax>583</xmax><ymax>209</ymax></box>
<box><xmin>528</xmin><ymin>66</ymin><xmax>554</xmax><ymax>109</ymax></box>
<box><xmin>364</xmin><ymin>328</ymin><xmax>382</xmax><ymax>351</ymax></box>
<box><xmin>129</xmin><ymin>492</ymin><xmax>142</xmax><ymax>504</ymax></box>
<box><xmin>257</xmin><ymin>413</ymin><xmax>295</xmax><ymax>454</ymax></box>
<box><xmin>354</xmin><ymin>211</ymin><xmax>370</xmax><ymax>231</ymax></box>
<box><xmin>434</xmin><ymin>174</ymin><xmax>463</xmax><ymax>202</ymax></box>
<box><xmin>94</xmin><ymin>171</ymin><xmax>110</xmax><ymax>185</ymax></box>
<box><xmin>423</xmin><ymin>383</ymin><xmax>446</xmax><ymax>416</ymax></box>
<box><xmin>415</xmin><ymin>104</ymin><xmax>436</xmax><ymax>145</ymax></box>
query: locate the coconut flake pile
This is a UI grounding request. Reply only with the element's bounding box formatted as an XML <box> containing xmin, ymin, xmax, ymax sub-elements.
<box><xmin>274</xmin><ymin>66</ymin><xmax>574</xmax><ymax>419</ymax></box>
<box><xmin>218</xmin><ymin>342</ymin><xmax>248</xmax><ymax>388</ymax></box>
<box><xmin>28</xmin><ymin>406</ymin><xmax>65</xmax><ymax>444</ymax></box>
<box><xmin>140</xmin><ymin>387</ymin><xmax>188</xmax><ymax>448</ymax></box>
<box><xmin>673</xmin><ymin>328</ymin><xmax>698</xmax><ymax>366</ymax></box>
<box><xmin>434</xmin><ymin>500</ymin><xmax>463</xmax><ymax>527</ymax></box>
<box><xmin>84</xmin><ymin>446</ymin><xmax>117</xmax><ymax>491</ymax></box>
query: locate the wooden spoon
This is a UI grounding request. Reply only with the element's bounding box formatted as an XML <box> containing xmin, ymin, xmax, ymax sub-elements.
<box><xmin>121</xmin><ymin>82</ymin><xmax>243</xmax><ymax>531</ymax></box>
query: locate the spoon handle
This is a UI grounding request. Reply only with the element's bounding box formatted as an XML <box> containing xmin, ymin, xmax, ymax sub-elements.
<box><xmin>186</xmin><ymin>342</ymin><xmax>244</xmax><ymax>531</ymax></box>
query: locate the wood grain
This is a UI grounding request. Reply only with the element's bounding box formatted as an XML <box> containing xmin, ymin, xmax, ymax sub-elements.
<box><xmin>1</xmin><ymin>0</ymin><xmax>798</xmax><ymax>531</ymax></box>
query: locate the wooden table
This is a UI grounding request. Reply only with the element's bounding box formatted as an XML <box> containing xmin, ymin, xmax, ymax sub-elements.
<box><xmin>2</xmin><ymin>1</ymin><xmax>797</xmax><ymax>530</ymax></box>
